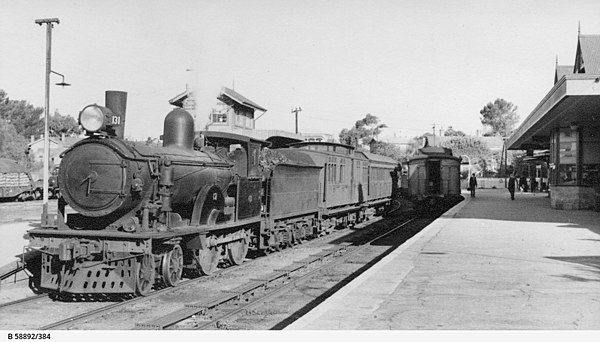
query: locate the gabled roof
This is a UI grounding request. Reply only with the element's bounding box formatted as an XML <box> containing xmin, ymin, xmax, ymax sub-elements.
<box><xmin>218</xmin><ymin>87</ymin><xmax>267</xmax><ymax>112</ymax></box>
<box><xmin>27</xmin><ymin>136</ymin><xmax>83</xmax><ymax>148</ymax></box>
<box><xmin>168</xmin><ymin>90</ymin><xmax>189</xmax><ymax>107</ymax></box>
<box><xmin>169</xmin><ymin>87</ymin><xmax>267</xmax><ymax>113</ymax></box>
<box><xmin>28</xmin><ymin>137</ymin><xmax>61</xmax><ymax>147</ymax></box>
<box><xmin>554</xmin><ymin>65</ymin><xmax>574</xmax><ymax>84</ymax></box>
<box><xmin>574</xmin><ymin>34</ymin><xmax>600</xmax><ymax>74</ymax></box>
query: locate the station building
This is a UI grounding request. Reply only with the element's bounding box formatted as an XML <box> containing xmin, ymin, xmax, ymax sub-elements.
<box><xmin>506</xmin><ymin>32</ymin><xmax>600</xmax><ymax>210</ymax></box>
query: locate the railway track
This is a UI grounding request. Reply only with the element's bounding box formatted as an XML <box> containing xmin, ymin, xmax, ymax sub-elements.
<box><xmin>132</xmin><ymin>216</ymin><xmax>430</xmax><ymax>330</ymax></box>
<box><xmin>1</xmin><ymin>205</ymin><xmax>451</xmax><ymax>330</ymax></box>
<box><xmin>37</xmin><ymin>247</ymin><xmax>272</xmax><ymax>330</ymax></box>
<box><xmin>14</xmin><ymin>219</ymin><xmax>364</xmax><ymax>329</ymax></box>
<box><xmin>0</xmin><ymin>294</ymin><xmax>48</xmax><ymax>309</ymax></box>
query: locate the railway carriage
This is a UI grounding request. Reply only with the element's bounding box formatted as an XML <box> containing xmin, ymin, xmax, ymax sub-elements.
<box><xmin>0</xmin><ymin>158</ymin><xmax>34</xmax><ymax>201</ymax></box>
<box><xmin>406</xmin><ymin>146</ymin><xmax>462</xmax><ymax>208</ymax></box>
<box><xmin>360</xmin><ymin>151</ymin><xmax>398</xmax><ymax>205</ymax></box>
<box><xmin>274</xmin><ymin>142</ymin><xmax>398</xmax><ymax>226</ymax></box>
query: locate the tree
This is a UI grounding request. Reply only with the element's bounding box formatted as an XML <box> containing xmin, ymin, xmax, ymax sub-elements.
<box><xmin>339</xmin><ymin>113</ymin><xmax>387</xmax><ymax>147</ymax></box>
<box><xmin>369</xmin><ymin>140</ymin><xmax>405</xmax><ymax>162</ymax></box>
<box><xmin>0</xmin><ymin>90</ymin><xmax>80</xmax><ymax>140</ymax></box>
<box><xmin>479</xmin><ymin>99</ymin><xmax>519</xmax><ymax>137</ymax></box>
<box><xmin>0</xmin><ymin>89</ymin><xmax>44</xmax><ymax>139</ymax></box>
<box><xmin>443</xmin><ymin>126</ymin><xmax>466</xmax><ymax>137</ymax></box>
<box><xmin>49</xmin><ymin>109</ymin><xmax>81</xmax><ymax>137</ymax></box>
<box><xmin>441</xmin><ymin>136</ymin><xmax>495</xmax><ymax>176</ymax></box>
<box><xmin>0</xmin><ymin>118</ymin><xmax>29</xmax><ymax>164</ymax></box>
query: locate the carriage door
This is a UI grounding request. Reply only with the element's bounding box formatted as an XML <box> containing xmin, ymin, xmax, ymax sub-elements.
<box><xmin>323</xmin><ymin>163</ymin><xmax>327</xmax><ymax>202</ymax></box>
<box><xmin>441</xmin><ymin>164</ymin><xmax>450</xmax><ymax>195</ymax></box>
<box><xmin>428</xmin><ymin>160</ymin><xmax>441</xmax><ymax>194</ymax></box>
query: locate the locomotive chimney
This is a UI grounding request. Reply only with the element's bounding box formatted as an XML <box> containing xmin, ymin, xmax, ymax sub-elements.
<box><xmin>105</xmin><ymin>91</ymin><xmax>127</xmax><ymax>139</ymax></box>
<box><xmin>162</xmin><ymin>108</ymin><xmax>194</xmax><ymax>150</ymax></box>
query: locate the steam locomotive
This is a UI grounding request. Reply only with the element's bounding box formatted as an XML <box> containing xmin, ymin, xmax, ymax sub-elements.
<box><xmin>26</xmin><ymin>91</ymin><xmax>399</xmax><ymax>297</ymax></box>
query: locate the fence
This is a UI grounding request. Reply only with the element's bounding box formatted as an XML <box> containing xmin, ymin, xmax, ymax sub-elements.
<box><xmin>461</xmin><ymin>177</ymin><xmax>507</xmax><ymax>190</ymax></box>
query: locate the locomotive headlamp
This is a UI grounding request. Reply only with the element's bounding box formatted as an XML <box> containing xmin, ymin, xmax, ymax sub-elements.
<box><xmin>79</xmin><ymin>104</ymin><xmax>112</xmax><ymax>133</ymax></box>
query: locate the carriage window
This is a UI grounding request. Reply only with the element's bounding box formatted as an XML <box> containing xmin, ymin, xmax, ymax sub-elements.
<box><xmin>339</xmin><ymin>159</ymin><xmax>346</xmax><ymax>182</ymax></box>
<box><xmin>327</xmin><ymin>156</ymin><xmax>337</xmax><ymax>182</ymax></box>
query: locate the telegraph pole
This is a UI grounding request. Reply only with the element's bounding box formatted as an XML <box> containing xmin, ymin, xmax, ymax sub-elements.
<box><xmin>292</xmin><ymin>107</ymin><xmax>302</xmax><ymax>134</ymax></box>
<box><xmin>35</xmin><ymin>17</ymin><xmax>59</xmax><ymax>219</ymax></box>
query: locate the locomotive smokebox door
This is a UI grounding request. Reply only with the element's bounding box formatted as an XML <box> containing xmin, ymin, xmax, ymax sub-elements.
<box><xmin>59</xmin><ymin>143</ymin><xmax>128</xmax><ymax>217</ymax></box>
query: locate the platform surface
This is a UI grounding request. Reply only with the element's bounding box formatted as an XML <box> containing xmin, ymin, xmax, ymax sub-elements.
<box><xmin>286</xmin><ymin>188</ymin><xmax>600</xmax><ymax>329</ymax></box>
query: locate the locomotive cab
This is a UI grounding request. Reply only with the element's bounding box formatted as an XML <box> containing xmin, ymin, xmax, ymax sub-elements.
<box><xmin>202</xmin><ymin>131</ymin><xmax>270</xmax><ymax>221</ymax></box>
<box><xmin>202</xmin><ymin>131</ymin><xmax>270</xmax><ymax>179</ymax></box>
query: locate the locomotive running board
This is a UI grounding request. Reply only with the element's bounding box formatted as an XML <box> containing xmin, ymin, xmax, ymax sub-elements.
<box><xmin>28</xmin><ymin>217</ymin><xmax>263</xmax><ymax>239</ymax></box>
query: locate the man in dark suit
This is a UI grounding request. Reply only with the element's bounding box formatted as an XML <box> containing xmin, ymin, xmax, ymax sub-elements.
<box><xmin>469</xmin><ymin>173</ymin><xmax>478</xmax><ymax>198</ymax></box>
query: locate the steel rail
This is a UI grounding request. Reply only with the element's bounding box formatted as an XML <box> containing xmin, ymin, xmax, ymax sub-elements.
<box><xmin>193</xmin><ymin>217</ymin><xmax>416</xmax><ymax>330</ymax></box>
<box><xmin>0</xmin><ymin>294</ymin><xmax>48</xmax><ymax>309</ymax></box>
<box><xmin>37</xmin><ymin>226</ymin><xmax>351</xmax><ymax>330</ymax></box>
<box><xmin>133</xmin><ymin>217</ymin><xmax>416</xmax><ymax>330</ymax></box>
<box><xmin>38</xmin><ymin>261</ymin><xmax>246</xmax><ymax>330</ymax></box>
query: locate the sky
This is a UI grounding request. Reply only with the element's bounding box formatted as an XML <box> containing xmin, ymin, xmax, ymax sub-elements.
<box><xmin>1</xmin><ymin>0</ymin><xmax>600</xmax><ymax>141</ymax></box>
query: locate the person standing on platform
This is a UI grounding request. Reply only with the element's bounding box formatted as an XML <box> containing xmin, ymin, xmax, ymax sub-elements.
<box><xmin>508</xmin><ymin>173</ymin><xmax>516</xmax><ymax>200</ymax></box>
<box><xmin>530</xmin><ymin>176</ymin><xmax>537</xmax><ymax>196</ymax></box>
<box><xmin>469</xmin><ymin>173</ymin><xmax>478</xmax><ymax>198</ymax></box>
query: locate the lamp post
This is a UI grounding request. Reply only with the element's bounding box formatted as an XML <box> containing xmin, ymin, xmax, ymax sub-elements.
<box><xmin>51</xmin><ymin>70</ymin><xmax>70</xmax><ymax>87</ymax></box>
<box><xmin>291</xmin><ymin>107</ymin><xmax>302</xmax><ymax>134</ymax></box>
<box><xmin>502</xmin><ymin>137</ymin><xmax>508</xmax><ymax>187</ymax></box>
<box><xmin>462</xmin><ymin>154</ymin><xmax>471</xmax><ymax>180</ymax></box>
<box><xmin>35</xmin><ymin>18</ymin><xmax>68</xmax><ymax>221</ymax></box>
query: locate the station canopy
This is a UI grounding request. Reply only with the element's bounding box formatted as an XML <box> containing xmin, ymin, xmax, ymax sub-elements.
<box><xmin>506</xmin><ymin>74</ymin><xmax>600</xmax><ymax>151</ymax></box>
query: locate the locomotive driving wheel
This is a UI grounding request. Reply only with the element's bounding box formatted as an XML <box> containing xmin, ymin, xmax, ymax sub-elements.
<box><xmin>196</xmin><ymin>246</ymin><xmax>220</xmax><ymax>275</ymax></box>
<box><xmin>161</xmin><ymin>245</ymin><xmax>183</xmax><ymax>287</ymax></box>
<box><xmin>135</xmin><ymin>254</ymin><xmax>155</xmax><ymax>296</ymax></box>
<box><xmin>226</xmin><ymin>238</ymin><xmax>248</xmax><ymax>265</ymax></box>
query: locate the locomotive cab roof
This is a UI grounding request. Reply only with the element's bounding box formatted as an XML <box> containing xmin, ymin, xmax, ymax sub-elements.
<box><xmin>202</xmin><ymin>131</ymin><xmax>271</xmax><ymax>148</ymax></box>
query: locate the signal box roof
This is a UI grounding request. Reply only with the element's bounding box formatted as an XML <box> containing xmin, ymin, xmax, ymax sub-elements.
<box><xmin>218</xmin><ymin>87</ymin><xmax>267</xmax><ymax>112</ymax></box>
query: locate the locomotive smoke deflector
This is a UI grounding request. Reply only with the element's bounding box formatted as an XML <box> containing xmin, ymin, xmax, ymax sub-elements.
<box><xmin>78</xmin><ymin>90</ymin><xmax>127</xmax><ymax>137</ymax></box>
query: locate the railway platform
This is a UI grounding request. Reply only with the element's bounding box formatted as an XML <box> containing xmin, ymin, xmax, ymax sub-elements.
<box><xmin>286</xmin><ymin>188</ymin><xmax>600</xmax><ymax>330</ymax></box>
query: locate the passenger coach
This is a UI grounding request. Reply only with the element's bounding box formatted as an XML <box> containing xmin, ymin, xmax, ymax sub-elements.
<box><xmin>406</xmin><ymin>146</ymin><xmax>461</xmax><ymax>207</ymax></box>
<box><xmin>275</xmin><ymin>141</ymin><xmax>398</xmax><ymax>222</ymax></box>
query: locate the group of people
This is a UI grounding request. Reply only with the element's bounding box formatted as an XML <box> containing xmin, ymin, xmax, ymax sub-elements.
<box><xmin>468</xmin><ymin>173</ymin><xmax>541</xmax><ymax>201</ymax></box>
